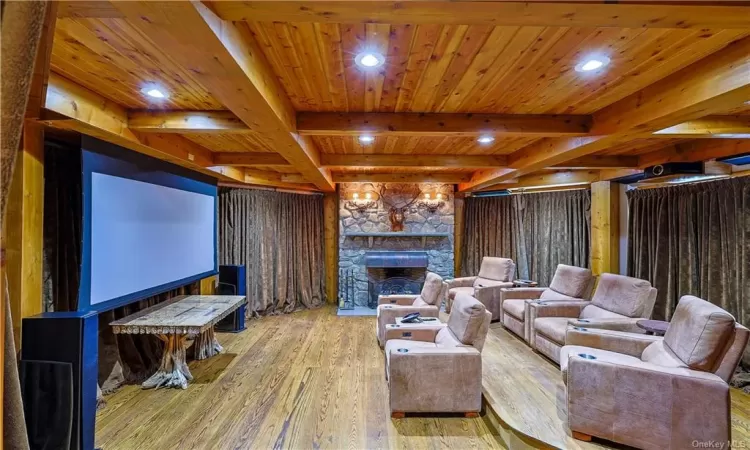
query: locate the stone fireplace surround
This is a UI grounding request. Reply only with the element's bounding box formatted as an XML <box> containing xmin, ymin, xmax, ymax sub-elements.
<box><xmin>338</xmin><ymin>183</ymin><xmax>454</xmax><ymax>308</ymax></box>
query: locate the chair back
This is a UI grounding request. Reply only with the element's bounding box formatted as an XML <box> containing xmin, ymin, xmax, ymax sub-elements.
<box><xmin>440</xmin><ymin>293</ymin><xmax>491</xmax><ymax>351</ymax></box>
<box><xmin>590</xmin><ymin>273</ymin><xmax>657</xmax><ymax>319</ymax></box>
<box><xmin>474</xmin><ymin>257</ymin><xmax>515</xmax><ymax>288</ymax></box>
<box><xmin>663</xmin><ymin>295</ymin><xmax>742</xmax><ymax>374</ymax></box>
<box><xmin>548</xmin><ymin>264</ymin><xmax>594</xmax><ymax>299</ymax></box>
<box><xmin>414</xmin><ymin>272</ymin><xmax>444</xmax><ymax>306</ymax></box>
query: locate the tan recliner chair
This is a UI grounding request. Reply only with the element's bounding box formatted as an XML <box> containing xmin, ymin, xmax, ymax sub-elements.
<box><xmin>383</xmin><ymin>293</ymin><xmax>492</xmax><ymax>417</ymax></box>
<box><xmin>561</xmin><ymin>295</ymin><xmax>749</xmax><ymax>449</ymax></box>
<box><xmin>444</xmin><ymin>257</ymin><xmax>515</xmax><ymax>321</ymax></box>
<box><xmin>528</xmin><ymin>273</ymin><xmax>657</xmax><ymax>364</ymax></box>
<box><xmin>376</xmin><ymin>272</ymin><xmax>445</xmax><ymax>347</ymax></box>
<box><xmin>500</xmin><ymin>264</ymin><xmax>594</xmax><ymax>342</ymax></box>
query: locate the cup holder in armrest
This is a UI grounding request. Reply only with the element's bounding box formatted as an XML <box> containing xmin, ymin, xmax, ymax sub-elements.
<box><xmin>578</xmin><ymin>319</ymin><xmax>590</xmax><ymax>323</ymax></box>
<box><xmin>578</xmin><ymin>353</ymin><xmax>596</xmax><ymax>360</ymax></box>
<box><xmin>397</xmin><ymin>348</ymin><xmax>409</xmax><ymax>353</ymax></box>
<box><xmin>383</xmin><ymin>305</ymin><xmax>393</xmax><ymax>309</ymax></box>
<box><xmin>573</xmin><ymin>327</ymin><xmax>587</xmax><ymax>332</ymax></box>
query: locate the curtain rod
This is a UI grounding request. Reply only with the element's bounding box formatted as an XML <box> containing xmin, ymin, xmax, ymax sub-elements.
<box><xmin>217</xmin><ymin>182</ymin><xmax>324</xmax><ymax>196</ymax></box>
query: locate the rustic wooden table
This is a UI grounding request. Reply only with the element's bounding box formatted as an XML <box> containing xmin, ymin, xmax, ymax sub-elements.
<box><xmin>111</xmin><ymin>295</ymin><xmax>246</xmax><ymax>389</ymax></box>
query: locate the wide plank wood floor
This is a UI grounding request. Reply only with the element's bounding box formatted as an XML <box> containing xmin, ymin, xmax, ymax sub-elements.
<box><xmin>96</xmin><ymin>306</ymin><xmax>505</xmax><ymax>450</ymax></box>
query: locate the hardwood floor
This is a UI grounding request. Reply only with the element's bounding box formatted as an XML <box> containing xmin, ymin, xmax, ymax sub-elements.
<box><xmin>96</xmin><ymin>306</ymin><xmax>505</xmax><ymax>450</ymax></box>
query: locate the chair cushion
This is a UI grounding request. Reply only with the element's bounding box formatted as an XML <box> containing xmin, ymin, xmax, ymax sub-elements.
<box><xmin>385</xmin><ymin>339</ymin><xmax>437</xmax><ymax>375</ymax></box>
<box><xmin>549</xmin><ymin>264</ymin><xmax>593</xmax><ymax>299</ymax></box>
<box><xmin>435</xmin><ymin>328</ymin><xmax>463</xmax><ymax>347</ymax></box>
<box><xmin>447</xmin><ymin>294</ymin><xmax>487</xmax><ymax>345</ymax></box>
<box><xmin>591</xmin><ymin>273</ymin><xmax>654</xmax><ymax>318</ymax></box>
<box><xmin>580</xmin><ymin>304</ymin><xmax>626</xmax><ymax>320</ymax></box>
<box><xmin>420</xmin><ymin>272</ymin><xmax>444</xmax><ymax>305</ymax></box>
<box><xmin>533</xmin><ymin>317</ymin><xmax>569</xmax><ymax>345</ymax></box>
<box><xmin>448</xmin><ymin>286</ymin><xmax>474</xmax><ymax>300</ymax></box>
<box><xmin>476</xmin><ymin>257</ymin><xmax>515</xmax><ymax>283</ymax></box>
<box><xmin>664</xmin><ymin>295</ymin><xmax>736</xmax><ymax>371</ymax></box>
<box><xmin>539</xmin><ymin>289</ymin><xmax>581</xmax><ymax>301</ymax></box>
<box><xmin>413</xmin><ymin>297</ymin><xmax>429</xmax><ymax>307</ymax></box>
<box><xmin>641</xmin><ymin>340</ymin><xmax>687</xmax><ymax>369</ymax></box>
<box><xmin>502</xmin><ymin>299</ymin><xmax>526</xmax><ymax>320</ymax></box>
<box><xmin>560</xmin><ymin>345</ymin><xmax>641</xmax><ymax>385</ymax></box>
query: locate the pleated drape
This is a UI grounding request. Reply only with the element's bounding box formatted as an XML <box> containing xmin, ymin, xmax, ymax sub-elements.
<box><xmin>627</xmin><ymin>177</ymin><xmax>750</xmax><ymax>326</ymax></box>
<box><xmin>218</xmin><ymin>188</ymin><xmax>326</xmax><ymax>316</ymax></box>
<box><xmin>462</xmin><ymin>190</ymin><xmax>591</xmax><ymax>286</ymax></box>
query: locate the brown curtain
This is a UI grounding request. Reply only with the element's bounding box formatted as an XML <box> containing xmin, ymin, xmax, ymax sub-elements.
<box><xmin>219</xmin><ymin>187</ymin><xmax>326</xmax><ymax>316</ymax></box>
<box><xmin>1</xmin><ymin>2</ymin><xmax>49</xmax><ymax>448</ymax></box>
<box><xmin>462</xmin><ymin>190</ymin><xmax>591</xmax><ymax>286</ymax></box>
<box><xmin>628</xmin><ymin>177</ymin><xmax>750</xmax><ymax>326</ymax></box>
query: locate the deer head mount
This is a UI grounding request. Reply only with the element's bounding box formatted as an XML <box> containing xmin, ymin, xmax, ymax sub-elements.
<box><xmin>379</xmin><ymin>184</ymin><xmax>422</xmax><ymax>232</ymax></box>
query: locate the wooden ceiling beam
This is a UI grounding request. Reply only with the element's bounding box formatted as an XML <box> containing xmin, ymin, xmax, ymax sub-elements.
<box><xmin>479</xmin><ymin>170</ymin><xmax>601</xmax><ymax>191</ymax></box>
<box><xmin>553</xmin><ymin>155</ymin><xmax>639</xmax><ymax>169</ymax></box>
<box><xmin>332</xmin><ymin>172</ymin><xmax>473</xmax><ymax>183</ymax></box>
<box><xmin>207</xmin><ymin>1</ymin><xmax>750</xmax><ymax>29</ymax></box>
<box><xmin>297</xmin><ymin>112</ymin><xmax>591</xmax><ymax>137</ymax></box>
<box><xmin>213</xmin><ymin>152</ymin><xmax>291</xmax><ymax>167</ymax></box>
<box><xmin>460</xmin><ymin>36</ymin><xmax>750</xmax><ymax>192</ymax></box>
<box><xmin>653</xmin><ymin>116</ymin><xmax>750</xmax><ymax>138</ymax></box>
<box><xmin>112</xmin><ymin>1</ymin><xmax>333</xmax><ymax>191</ymax></box>
<box><xmin>638</xmin><ymin>139</ymin><xmax>750</xmax><ymax>168</ymax></box>
<box><xmin>128</xmin><ymin>110</ymin><xmax>252</xmax><ymax>134</ymax></box>
<box><xmin>42</xmin><ymin>73</ymin><xmax>216</xmax><ymax>170</ymax></box>
<box><xmin>321</xmin><ymin>154</ymin><xmax>507</xmax><ymax>169</ymax></box>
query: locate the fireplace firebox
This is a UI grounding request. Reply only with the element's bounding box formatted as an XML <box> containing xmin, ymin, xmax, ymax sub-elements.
<box><xmin>364</xmin><ymin>251</ymin><xmax>428</xmax><ymax>308</ymax></box>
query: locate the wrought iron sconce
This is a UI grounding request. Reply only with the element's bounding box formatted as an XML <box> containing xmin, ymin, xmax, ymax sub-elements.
<box><xmin>417</xmin><ymin>192</ymin><xmax>446</xmax><ymax>213</ymax></box>
<box><xmin>345</xmin><ymin>191</ymin><xmax>378</xmax><ymax>212</ymax></box>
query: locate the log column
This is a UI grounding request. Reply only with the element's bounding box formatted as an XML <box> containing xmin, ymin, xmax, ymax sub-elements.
<box><xmin>590</xmin><ymin>181</ymin><xmax>620</xmax><ymax>276</ymax></box>
<box><xmin>323</xmin><ymin>191</ymin><xmax>339</xmax><ymax>304</ymax></box>
<box><xmin>454</xmin><ymin>193</ymin><xmax>466</xmax><ymax>277</ymax></box>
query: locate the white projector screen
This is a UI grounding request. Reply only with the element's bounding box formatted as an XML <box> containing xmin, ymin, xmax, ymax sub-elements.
<box><xmin>89</xmin><ymin>173</ymin><xmax>216</xmax><ymax>306</ymax></box>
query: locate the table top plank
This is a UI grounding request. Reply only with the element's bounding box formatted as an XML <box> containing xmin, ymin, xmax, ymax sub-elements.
<box><xmin>110</xmin><ymin>295</ymin><xmax>246</xmax><ymax>335</ymax></box>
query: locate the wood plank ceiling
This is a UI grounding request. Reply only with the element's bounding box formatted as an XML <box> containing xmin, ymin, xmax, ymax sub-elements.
<box><xmin>43</xmin><ymin>2</ymin><xmax>750</xmax><ymax>191</ymax></box>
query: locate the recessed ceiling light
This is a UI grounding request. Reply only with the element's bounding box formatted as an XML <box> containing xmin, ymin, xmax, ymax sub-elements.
<box><xmin>744</xmin><ymin>100</ymin><xmax>750</xmax><ymax>105</ymax></box>
<box><xmin>477</xmin><ymin>135</ymin><xmax>495</xmax><ymax>144</ymax></box>
<box><xmin>140</xmin><ymin>85</ymin><xmax>168</xmax><ymax>99</ymax></box>
<box><xmin>575</xmin><ymin>56</ymin><xmax>611</xmax><ymax>73</ymax></box>
<box><xmin>359</xmin><ymin>135</ymin><xmax>375</xmax><ymax>144</ymax></box>
<box><xmin>355</xmin><ymin>52</ymin><xmax>385</xmax><ymax>69</ymax></box>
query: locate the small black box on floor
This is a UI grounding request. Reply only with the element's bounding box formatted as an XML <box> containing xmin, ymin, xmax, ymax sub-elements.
<box><xmin>216</xmin><ymin>264</ymin><xmax>247</xmax><ymax>332</ymax></box>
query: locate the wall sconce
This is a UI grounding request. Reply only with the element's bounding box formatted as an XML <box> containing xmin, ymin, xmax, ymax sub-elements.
<box><xmin>346</xmin><ymin>191</ymin><xmax>378</xmax><ymax>212</ymax></box>
<box><xmin>417</xmin><ymin>192</ymin><xmax>446</xmax><ymax>213</ymax></box>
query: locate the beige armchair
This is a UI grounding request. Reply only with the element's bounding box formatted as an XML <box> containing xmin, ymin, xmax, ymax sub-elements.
<box><xmin>500</xmin><ymin>264</ymin><xmax>594</xmax><ymax>342</ymax></box>
<box><xmin>561</xmin><ymin>295</ymin><xmax>749</xmax><ymax>449</ymax></box>
<box><xmin>444</xmin><ymin>257</ymin><xmax>515</xmax><ymax>321</ymax></box>
<box><xmin>384</xmin><ymin>293</ymin><xmax>492</xmax><ymax>417</ymax></box>
<box><xmin>376</xmin><ymin>272</ymin><xmax>445</xmax><ymax>347</ymax></box>
<box><xmin>527</xmin><ymin>273</ymin><xmax>657</xmax><ymax>364</ymax></box>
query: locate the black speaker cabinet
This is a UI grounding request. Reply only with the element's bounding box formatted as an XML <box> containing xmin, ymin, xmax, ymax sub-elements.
<box><xmin>21</xmin><ymin>311</ymin><xmax>98</xmax><ymax>450</ymax></box>
<box><xmin>215</xmin><ymin>265</ymin><xmax>247</xmax><ymax>332</ymax></box>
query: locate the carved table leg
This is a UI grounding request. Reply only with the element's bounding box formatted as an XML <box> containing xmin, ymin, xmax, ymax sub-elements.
<box><xmin>142</xmin><ymin>334</ymin><xmax>193</xmax><ymax>390</ymax></box>
<box><xmin>193</xmin><ymin>327</ymin><xmax>223</xmax><ymax>360</ymax></box>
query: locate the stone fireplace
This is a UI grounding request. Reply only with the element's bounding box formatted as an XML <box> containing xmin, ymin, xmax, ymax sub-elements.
<box><xmin>338</xmin><ymin>183</ymin><xmax>454</xmax><ymax>309</ymax></box>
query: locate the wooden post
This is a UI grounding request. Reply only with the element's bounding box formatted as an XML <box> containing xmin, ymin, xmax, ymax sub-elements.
<box><xmin>323</xmin><ymin>191</ymin><xmax>339</xmax><ymax>304</ymax></box>
<box><xmin>454</xmin><ymin>193</ymin><xmax>466</xmax><ymax>277</ymax></box>
<box><xmin>199</xmin><ymin>275</ymin><xmax>217</xmax><ymax>295</ymax></box>
<box><xmin>3</xmin><ymin>122</ymin><xmax>45</xmax><ymax>349</ymax></box>
<box><xmin>590</xmin><ymin>181</ymin><xmax>620</xmax><ymax>276</ymax></box>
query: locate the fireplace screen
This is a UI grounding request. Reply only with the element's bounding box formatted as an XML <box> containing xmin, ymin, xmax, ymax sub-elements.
<box><xmin>366</xmin><ymin>268</ymin><xmax>426</xmax><ymax>308</ymax></box>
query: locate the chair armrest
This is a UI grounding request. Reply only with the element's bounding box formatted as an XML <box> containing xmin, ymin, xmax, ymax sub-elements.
<box><xmin>388</xmin><ymin>347</ymin><xmax>482</xmax><ymax>413</ymax></box>
<box><xmin>566</xmin><ymin>353</ymin><xmax>730</xmax><ymax>446</ymax></box>
<box><xmin>568</xmin><ymin>317</ymin><xmax>644</xmax><ymax>334</ymax></box>
<box><xmin>445</xmin><ymin>277</ymin><xmax>476</xmax><ymax>289</ymax></box>
<box><xmin>384</xmin><ymin>324</ymin><xmax>446</xmax><ymax>343</ymax></box>
<box><xmin>500</xmin><ymin>287</ymin><xmax>547</xmax><ymax>301</ymax></box>
<box><xmin>378</xmin><ymin>294</ymin><xmax>418</xmax><ymax>306</ymax></box>
<box><xmin>565</xmin><ymin>327</ymin><xmax>662</xmax><ymax>358</ymax></box>
<box><xmin>377</xmin><ymin>305</ymin><xmax>439</xmax><ymax>346</ymax></box>
<box><xmin>528</xmin><ymin>300</ymin><xmax>590</xmax><ymax>319</ymax></box>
